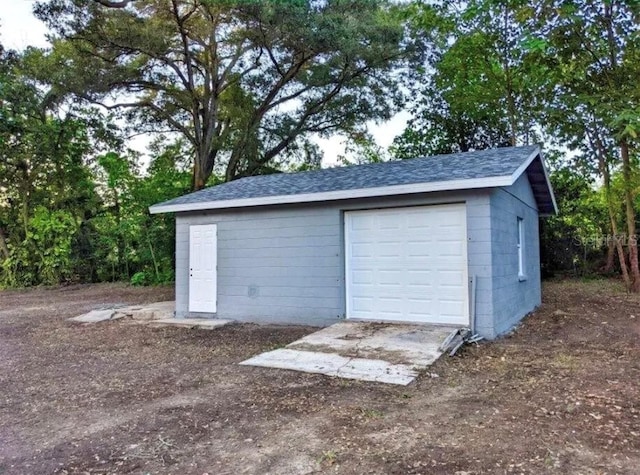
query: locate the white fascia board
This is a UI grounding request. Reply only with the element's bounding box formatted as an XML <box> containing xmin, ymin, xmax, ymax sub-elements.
<box><xmin>508</xmin><ymin>145</ymin><xmax>558</xmax><ymax>215</ymax></box>
<box><xmin>148</xmin><ymin>175</ymin><xmax>513</xmax><ymax>214</ymax></box>
<box><xmin>508</xmin><ymin>145</ymin><xmax>541</xmax><ymax>183</ymax></box>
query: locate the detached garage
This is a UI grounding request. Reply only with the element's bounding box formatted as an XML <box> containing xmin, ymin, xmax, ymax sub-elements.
<box><xmin>150</xmin><ymin>145</ymin><xmax>556</xmax><ymax>339</ymax></box>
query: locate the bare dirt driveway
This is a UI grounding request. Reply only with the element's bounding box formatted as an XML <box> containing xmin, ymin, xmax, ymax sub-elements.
<box><xmin>0</xmin><ymin>280</ymin><xmax>639</xmax><ymax>475</ymax></box>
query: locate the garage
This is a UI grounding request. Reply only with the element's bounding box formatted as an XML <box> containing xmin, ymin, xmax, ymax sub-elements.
<box><xmin>344</xmin><ymin>204</ymin><xmax>469</xmax><ymax>325</ymax></box>
<box><xmin>151</xmin><ymin>145</ymin><xmax>556</xmax><ymax>339</ymax></box>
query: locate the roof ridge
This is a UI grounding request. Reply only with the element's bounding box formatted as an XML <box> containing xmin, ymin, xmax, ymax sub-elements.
<box><xmin>229</xmin><ymin>144</ymin><xmax>539</xmax><ymax>185</ymax></box>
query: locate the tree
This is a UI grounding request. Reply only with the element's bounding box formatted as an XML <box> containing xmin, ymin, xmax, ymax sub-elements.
<box><xmin>0</xmin><ymin>46</ymin><xmax>107</xmax><ymax>285</ymax></box>
<box><xmin>90</xmin><ymin>141</ymin><xmax>191</xmax><ymax>283</ymax></box>
<box><xmin>528</xmin><ymin>0</ymin><xmax>640</xmax><ymax>290</ymax></box>
<box><xmin>34</xmin><ymin>0</ymin><xmax>409</xmax><ymax>189</ymax></box>
<box><xmin>539</xmin><ymin>154</ymin><xmax>608</xmax><ymax>276</ymax></box>
<box><xmin>392</xmin><ymin>0</ymin><xmax>546</xmax><ymax>159</ymax></box>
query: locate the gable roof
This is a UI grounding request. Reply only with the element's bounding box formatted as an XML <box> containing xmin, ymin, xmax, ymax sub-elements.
<box><xmin>150</xmin><ymin>145</ymin><xmax>557</xmax><ymax>216</ymax></box>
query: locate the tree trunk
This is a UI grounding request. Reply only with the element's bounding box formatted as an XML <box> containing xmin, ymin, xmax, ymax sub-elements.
<box><xmin>621</xmin><ymin>140</ymin><xmax>640</xmax><ymax>291</ymax></box>
<box><xmin>593</xmin><ymin>131</ymin><xmax>631</xmax><ymax>287</ymax></box>
<box><xmin>193</xmin><ymin>157</ymin><xmax>206</xmax><ymax>191</ymax></box>
<box><xmin>501</xmin><ymin>3</ymin><xmax>518</xmax><ymax>146</ymax></box>
<box><xmin>611</xmin><ymin>218</ymin><xmax>631</xmax><ymax>288</ymax></box>
<box><xmin>192</xmin><ymin>147</ymin><xmax>218</xmax><ymax>190</ymax></box>
<box><xmin>0</xmin><ymin>228</ymin><xmax>9</xmax><ymax>261</ymax></box>
<box><xmin>113</xmin><ymin>192</ymin><xmax>127</xmax><ymax>279</ymax></box>
<box><xmin>16</xmin><ymin>160</ymin><xmax>32</xmax><ymax>240</ymax></box>
<box><xmin>604</xmin><ymin>238</ymin><xmax>615</xmax><ymax>273</ymax></box>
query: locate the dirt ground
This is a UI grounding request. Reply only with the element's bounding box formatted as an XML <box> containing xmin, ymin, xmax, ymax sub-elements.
<box><xmin>0</xmin><ymin>280</ymin><xmax>639</xmax><ymax>475</ymax></box>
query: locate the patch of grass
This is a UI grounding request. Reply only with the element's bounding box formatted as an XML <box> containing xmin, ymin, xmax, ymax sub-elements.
<box><xmin>318</xmin><ymin>449</ymin><xmax>338</xmax><ymax>466</ymax></box>
<box><xmin>358</xmin><ymin>407</ymin><xmax>384</xmax><ymax>419</ymax></box>
<box><xmin>551</xmin><ymin>353</ymin><xmax>580</xmax><ymax>370</ymax></box>
<box><xmin>446</xmin><ymin>378</ymin><xmax>461</xmax><ymax>388</ymax></box>
<box><xmin>547</xmin><ymin>277</ymin><xmax>628</xmax><ymax>295</ymax></box>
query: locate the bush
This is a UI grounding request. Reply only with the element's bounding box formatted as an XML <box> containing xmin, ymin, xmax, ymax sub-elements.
<box><xmin>130</xmin><ymin>271</ymin><xmax>149</xmax><ymax>286</ymax></box>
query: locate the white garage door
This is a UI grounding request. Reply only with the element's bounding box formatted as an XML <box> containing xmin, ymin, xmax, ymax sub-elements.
<box><xmin>345</xmin><ymin>204</ymin><xmax>469</xmax><ymax>325</ymax></box>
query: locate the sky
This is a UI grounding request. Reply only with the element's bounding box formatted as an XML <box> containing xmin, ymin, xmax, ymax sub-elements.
<box><xmin>0</xmin><ymin>2</ymin><xmax>410</xmax><ymax>166</ymax></box>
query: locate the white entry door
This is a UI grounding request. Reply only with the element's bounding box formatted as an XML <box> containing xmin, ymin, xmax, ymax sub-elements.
<box><xmin>189</xmin><ymin>224</ymin><xmax>217</xmax><ymax>313</ymax></box>
<box><xmin>345</xmin><ymin>204</ymin><xmax>469</xmax><ymax>325</ymax></box>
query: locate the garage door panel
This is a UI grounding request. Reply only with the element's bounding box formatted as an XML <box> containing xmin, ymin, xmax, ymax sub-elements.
<box><xmin>439</xmin><ymin>300</ymin><xmax>467</xmax><ymax>317</ymax></box>
<box><xmin>378</xmin><ymin>270</ymin><xmax>403</xmax><ymax>285</ymax></box>
<box><xmin>378</xmin><ymin>242</ymin><xmax>404</xmax><ymax>257</ymax></box>
<box><xmin>351</xmin><ymin>243</ymin><xmax>375</xmax><ymax>257</ymax></box>
<box><xmin>406</xmin><ymin>214</ymin><xmax>435</xmax><ymax>228</ymax></box>
<box><xmin>437</xmin><ymin>289</ymin><xmax>466</xmax><ymax>302</ymax></box>
<box><xmin>406</xmin><ymin>269</ymin><xmax>433</xmax><ymax>285</ymax></box>
<box><xmin>378</xmin><ymin>214</ymin><xmax>404</xmax><ymax>229</ymax></box>
<box><xmin>351</xmin><ymin>270</ymin><xmax>374</xmax><ymax>284</ymax></box>
<box><xmin>351</xmin><ymin>214</ymin><xmax>375</xmax><ymax>230</ymax></box>
<box><xmin>345</xmin><ymin>204</ymin><xmax>468</xmax><ymax>325</ymax></box>
<box><xmin>378</xmin><ymin>297</ymin><xmax>403</xmax><ymax>310</ymax></box>
<box><xmin>437</xmin><ymin>270</ymin><xmax>466</xmax><ymax>286</ymax></box>
<box><xmin>352</xmin><ymin>297</ymin><xmax>374</xmax><ymax>313</ymax></box>
<box><xmin>406</xmin><ymin>299</ymin><xmax>434</xmax><ymax>315</ymax></box>
<box><xmin>432</xmin><ymin>242</ymin><xmax>465</xmax><ymax>257</ymax></box>
<box><xmin>407</xmin><ymin>243</ymin><xmax>433</xmax><ymax>257</ymax></box>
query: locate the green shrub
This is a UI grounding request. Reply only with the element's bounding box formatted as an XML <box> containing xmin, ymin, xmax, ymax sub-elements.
<box><xmin>130</xmin><ymin>271</ymin><xmax>149</xmax><ymax>286</ymax></box>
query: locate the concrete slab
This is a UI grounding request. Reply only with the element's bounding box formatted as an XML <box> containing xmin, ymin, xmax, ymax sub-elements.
<box><xmin>114</xmin><ymin>301</ymin><xmax>175</xmax><ymax>321</ymax></box>
<box><xmin>69</xmin><ymin>309</ymin><xmax>120</xmax><ymax>323</ymax></box>
<box><xmin>70</xmin><ymin>302</ymin><xmax>231</xmax><ymax>331</ymax></box>
<box><xmin>70</xmin><ymin>302</ymin><xmax>175</xmax><ymax>324</ymax></box>
<box><xmin>144</xmin><ymin>318</ymin><xmax>232</xmax><ymax>330</ymax></box>
<box><xmin>241</xmin><ymin>348</ymin><xmax>417</xmax><ymax>385</ymax></box>
<box><xmin>241</xmin><ymin>321</ymin><xmax>461</xmax><ymax>385</ymax></box>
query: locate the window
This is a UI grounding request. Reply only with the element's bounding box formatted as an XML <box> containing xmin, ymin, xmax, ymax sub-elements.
<box><xmin>517</xmin><ymin>217</ymin><xmax>525</xmax><ymax>280</ymax></box>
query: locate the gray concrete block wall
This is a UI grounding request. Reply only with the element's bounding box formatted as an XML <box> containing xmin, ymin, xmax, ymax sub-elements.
<box><xmin>489</xmin><ymin>174</ymin><xmax>542</xmax><ymax>337</ymax></box>
<box><xmin>175</xmin><ymin>190</ymin><xmax>495</xmax><ymax>333</ymax></box>
<box><xmin>175</xmin><ymin>205</ymin><xmax>344</xmax><ymax>326</ymax></box>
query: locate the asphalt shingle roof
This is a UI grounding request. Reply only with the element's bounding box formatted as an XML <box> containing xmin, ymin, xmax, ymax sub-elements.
<box><xmin>154</xmin><ymin>146</ymin><xmax>541</xmax><ymax>211</ymax></box>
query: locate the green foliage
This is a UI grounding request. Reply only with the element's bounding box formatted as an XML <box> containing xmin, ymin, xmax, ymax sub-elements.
<box><xmin>540</xmin><ymin>164</ymin><xmax>607</xmax><ymax>276</ymax></box>
<box><xmin>336</xmin><ymin>132</ymin><xmax>390</xmax><ymax>166</ymax></box>
<box><xmin>34</xmin><ymin>0</ymin><xmax>410</xmax><ymax>188</ymax></box>
<box><xmin>130</xmin><ymin>271</ymin><xmax>149</xmax><ymax>286</ymax></box>
<box><xmin>88</xmin><ymin>143</ymin><xmax>191</xmax><ymax>285</ymax></box>
<box><xmin>0</xmin><ymin>44</ymin><xmax>189</xmax><ymax>288</ymax></box>
<box><xmin>393</xmin><ymin>0</ymin><xmax>545</xmax><ymax>159</ymax></box>
<box><xmin>395</xmin><ymin>0</ymin><xmax>640</xmax><ymax>281</ymax></box>
<box><xmin>3</xmin><ymin>207</ymin><xmax>79</xmax><ymax>286</ymax></box>
<box><xmin>1</xmin><ymin>0</ymin><xmax>640</xmax><ymax>288</ymax></box>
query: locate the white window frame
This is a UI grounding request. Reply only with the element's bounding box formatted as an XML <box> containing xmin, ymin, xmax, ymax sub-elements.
<box><xmin>517</xmin><ymin>217</ymin><xmax>526</xmax><ymax>281</ymax></box>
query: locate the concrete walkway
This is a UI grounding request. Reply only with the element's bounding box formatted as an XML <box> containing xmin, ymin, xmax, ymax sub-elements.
<box><xmin>241</xmin><ymin>321</ymin><xmax>459</xmax><ymax>385</ymax></box>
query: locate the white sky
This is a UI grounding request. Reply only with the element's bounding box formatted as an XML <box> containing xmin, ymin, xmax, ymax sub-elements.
<box><xmin>0</xmin><ymin>2</ymin><xmax>410</xmax><ymax>166</ymax></box>
<box><xmin>0</xmin><ymin>1</ymin><xmax>49</xmax><ymax>49</ymax></box>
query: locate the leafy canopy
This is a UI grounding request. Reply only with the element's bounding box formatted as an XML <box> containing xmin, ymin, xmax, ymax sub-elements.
<box><xmin>34</xmin><ymin>0</ymin><xmax>410</xmax><ymax>188</ymax></box>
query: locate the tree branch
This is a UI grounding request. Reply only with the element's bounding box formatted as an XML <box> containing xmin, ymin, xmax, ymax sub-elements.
<box><xmin>93</xmin><ymin>0</ymin><xmax>134</xmax><ymax>8</ymax></box>
<box><xmin>88</xmin><ymin>98</ymin><xmax>195</xmax><ymax>143</ymax></box>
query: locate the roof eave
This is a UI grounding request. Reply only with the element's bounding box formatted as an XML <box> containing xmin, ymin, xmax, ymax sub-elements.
<box><xmin>148</xmin><ymin>175</ymin><xmax>514</xmax><ymax>214</ymax></box>
<box><xmin>538</xmin><ymin>150</ymin><xmax>559</xmax><ymax>215</ymax></box>
<box><xmin>509</xmin><ymin>145</ymin><xmax>557</xmax><ymax>216</ymax></box>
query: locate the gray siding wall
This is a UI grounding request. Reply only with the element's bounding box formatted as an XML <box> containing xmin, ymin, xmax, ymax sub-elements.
<box><xmin>489</xmin><ymin>174</ymin><xmax>542</xmax><ymax>337</ymax></box>
<box><xmin>175</xmin><ymin>190</ymin><xmax>495</xmax><ymax>332</ymax></box>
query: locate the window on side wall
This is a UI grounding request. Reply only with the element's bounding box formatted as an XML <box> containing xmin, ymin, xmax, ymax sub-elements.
<box><xmin>517</xmin><ymin>217</ymin><xmax>525</xmax><ymax>280</ymax></box>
